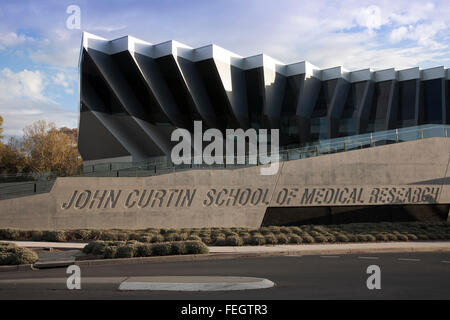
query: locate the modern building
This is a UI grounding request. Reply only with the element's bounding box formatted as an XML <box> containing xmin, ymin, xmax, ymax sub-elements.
<box><xmin>0</xmin><ymin>33</ymin><xmax>448</xmax><ymax>230</ymax></box>
<box><xmin>79</xmin><ymin>32</ymin><xmax>450</xmax><ymax>166</ymax></box>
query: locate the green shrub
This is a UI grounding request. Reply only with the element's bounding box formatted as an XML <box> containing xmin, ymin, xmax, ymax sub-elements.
<box><xmin>276</xmin><ymin>234</ymin><xmax>289</xmax><ymax>244</ymax></box>
<box><xmin>417</xmin><ymin>234</ymin><xmax>429</xmax><ymax>240</ymax></box>
<box><xmin>135</xmin><ymin>244</ymin><xmax>152</xmax><ymax>257</ymax></box>
<box><xmin>302</xmin><ymin>235</ymin><xmax>315</xmax><ymax>243</ymax></box>
<box><xmin>31</xmin><ymin>231</ymin><xmax>44</xmax><ymax>241</ymax></box>
<box><xmin>187</xmin><ymin>235</ymin><xmax>202</xmax><ymax>241</ymax></box>
<box><xmin>173</xmin><ymin>233</ymin><xmax>188</xmax><ymax>241</ymax></box>
<box><xmin>116</xmin><ymin>232</ymin><xmax>129</xmax><ymax>241</ymax></box>
<box><xmin>0</xmin><ymin>229</ymin><xmax>20</xmax><ymax>240</ymax></box>
<box><xmin>201</xmin><ymin>236</ymin><xmax>212</xmax><ymax>245</ymax></box>
<box><xmin>264</xmin><ymin>234</ymin><xmax>278</xmax><ymax>245</ymax></box>
<box><xmin>248</xmin><ymin>235</ymin><xmax>266</xmax><ymax>246</ymax></box>
<box><xmin>184</xmin><ymin>241</ymin><xmax>209</xmax><ymax>254</ymax></box>
<box><xmin>138</xmin><ymin>235</ymin><xmax>152</xmax><ymax>243</ymax></box>
<box><xmin>100</xmin><ymin>232</ymin><xmax>117</xmax><ymax>241</ymax></box>
<box><xmin>288</xmin><ymin>234</ymin><xmax>302</xmax><ymax>244</ymax></box>
<box><xmin>128</xmin><ymin>233</ymin><xmax>141</xmax><ymax>241</ymax></box>
<box><xmin>103</xmin><ymin>246</ymin><xmax>118</xmax><ymax>259</ymax></box>
<box><xmin>75</xmin><ymin>230</ymin><xmax>92</xmax><ymax>240</ymax></box>
<box><xmin>151</xmin><ymin>234</ymin><xmax>165</xmax><ymax>243</ymax></box>
<box><xmin>260</xmin><ymin>229</ymin><xmax>273</xmax><ymax>235</ymax></box>
<box><xmin>151</xmin><ymin>243</ymin><xmax>172</xmax><ymax>256</ymax></box>
<box><xmin>336</xmin><ymin>234</ymin><xmax>350</xmax><ymax>242</ymax></box>
<box><xmin>170</xmin><ymin>242</ymin><xmax>187</xmax><ymax>255</ymax></box>
<box><xmin>396</xmin><ymin>234</ymin><xmax>408</xmax><ymax>241</ymax></box>
<box><xmin>42</xmin><ymin>231</ymin><xmax>67</xmax><ymax>242</ymax></box>
<box><xmin>83</xmin><ymin>241</ymin><xmax>107</xmax><ymax>255</ymax></box>
<box><xmin>314</xmin><ymin>235</ymin><xmax>327</xmax><ymax>243</ymax></box>
<box><xmin>0</xmin><ymin>245</ymin><xmax>38</xmax><ymax>265</ymax></box>
<box><xmin>405</xmin><ymin>234</ymin><xmax>418</xmax><ymax>241</ymax></box>
<box><xmin>164</xmin><ymin>233</ymin><xmax>178</xmax><ymax>242</ymax></box>
<box><xmin>356</xmin><ymin>234</ymin><xmax>367</xmax><ymax>242</ymax></box>
<box><xmin>215</xmin><ymin>235</ymin><xmax>243</xmax><ymax>246</ymax></box>
<box><xmin>116</xmin><ymin>245</ymin><xmax>135</xmax><ymax>258</ymax></box>
<box><xmin>87</xmin><ymin>230</ymin><xmax>102</xmax><ymax>240</ymax></box>
<box><xmin>0</xmin><ymin>242</ymin><xmax>16</xmax><ymax>252</ymax></box>
<box><xmin>375</xmin><ymin>233</ymin><xmax>388</xmax><ymax>241</ymax></box>
<box><xmin>289</xmin><ymin>227</ymin><xmax>303</xmax><ymax>235</ymax></box>
<box><xmin>212</xmin><ymin>236</ymin><xmax>226</xmax><ymax>245</ymax></box>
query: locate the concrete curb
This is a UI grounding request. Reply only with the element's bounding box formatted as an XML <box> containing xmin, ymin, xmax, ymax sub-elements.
<box><xmin>0</xmin><ymin>264</ymin><xmax>35</xmax><ymax>272</ymax></box>
<box><xmin>29</xmin><ymin>242</ymin><xmax>450</xmax><ymax>269</ymax></box>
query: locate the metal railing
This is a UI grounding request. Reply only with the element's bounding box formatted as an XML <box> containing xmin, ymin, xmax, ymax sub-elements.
<box><xmin>83</xmin><ymin>124</ymin><xmax>449</xmax><ymax>175</ymax></box>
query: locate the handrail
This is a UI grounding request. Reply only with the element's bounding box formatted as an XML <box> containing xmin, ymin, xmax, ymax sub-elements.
<box><xmin>83</xmin><ymin>124</ymin><xmax>450</xmax><ymax>175</ymax></box>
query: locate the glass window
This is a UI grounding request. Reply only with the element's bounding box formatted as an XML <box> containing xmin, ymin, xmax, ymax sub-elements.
<box><xmin>422</xmin><ymin>79</ymin><xmax>443</xmax><ymax>123</ymax></box>
<box><xmin>398</xmin><ymin>80</ymin><xmax>416</xmax><ymax>121</ymax></box>
<box><xmin>196</xmin><ymin>59</ymin><xmax>233</xmax><ymax>130</ymax></box>
<box><xmin>342</xmin><ymin>81</ymin><xmax>366</xmax><ymax>118</ymax></box>
<box><xmin>310</xmin><ymin>117</ymin><xmax>328</xmax><ymax>141</ymax></box>
<box><xmin>245</xmin><ymin>68</ymin><xmax>264</xmax><ymax>129</ymax></box>
<box><xmin>369</xmin><ymin>80</ymin><xmax>392</xmax><ymax>121</ymax></box>
<box><xmin>446</xmin><ymin>80</ymin><xmax>450</xmax><ymax>124</ymax></box>
<box><xmin>113</xmin><ymin>51</ymin><xmax>172</xmax><ymax>125</ymax></box>
<box><xmin>311</xmin><ymin>79</ymin><xmax>337</xmax><ymax>118</ymax></box>
<box><xmin>280</xmin><ymin>75</ymin><xmax>302</xmax><ymax>144</ymax></box>
<box><xmin>82</xmin><ymin>50</ymin><xmax>124</xmax><ymax>114</ymax></box>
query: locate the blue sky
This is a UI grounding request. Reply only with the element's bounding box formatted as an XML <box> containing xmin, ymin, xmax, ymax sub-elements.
<box><xmin>0</xmin><ymin>0</ymin><xmax>449</xmax><ymax>137</ymax></box>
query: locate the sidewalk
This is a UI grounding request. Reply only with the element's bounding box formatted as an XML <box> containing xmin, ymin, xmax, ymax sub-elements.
<box><xmin>2</xmin><ymin>240</ymin><xmax>450</xmax><ymax>255</ymax></box>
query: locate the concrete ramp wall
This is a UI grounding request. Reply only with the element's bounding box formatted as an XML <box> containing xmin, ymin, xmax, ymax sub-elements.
<box><xmin>0</xmin><ymin>137</ymin><xmax>448</xmax><ymax>230</ymax></box>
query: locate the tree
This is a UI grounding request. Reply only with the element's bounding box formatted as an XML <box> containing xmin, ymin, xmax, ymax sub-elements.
<box><xmin>22</xmin><ymin>120</ymin><xmax>82</xmax><ymax>176</ymax></box>
<box><xmin>0</xmin><ymin>137</ymin><xmax>28</xmax><ymax>173</ymax></box>
<box><xmin>0</xmin><ymin>115</ymin><xmax>3</xmax><ymax>142</ymax></box>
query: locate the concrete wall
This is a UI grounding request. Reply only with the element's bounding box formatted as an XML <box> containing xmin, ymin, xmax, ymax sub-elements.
<box><xmin>0</xmin><ymin>137</ymin><xmax>448</xmax><ymax>230</ymax></box>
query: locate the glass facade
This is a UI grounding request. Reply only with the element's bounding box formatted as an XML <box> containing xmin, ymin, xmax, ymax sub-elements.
<box><xmin>421</xmin><ymin>79</ymin><xmax>444</xmax><ymax>124</ymax></box>
<box><xmin>397</xmin><ymin>80</ymin><xmax>417</xmax><ymax>128</ymax></box>
<box><xmin>81</xmin><ymin>50</ymin><xmax>125</xmax><ymax>115</ymax></box>
<box><xmin>80</xmin><ymin>44</ymin><xmax>450</xmax><ymax>163</ymax></box>
<box><xmin>339</xmin><ymin>81</ymin><xmax>367</xmax><ymax>136</ymax></box>
<box><xmin>196</xmin><ymin>59</ymin><xmax>234</xmax><ymax>130</ymax></box>
<box><xmin>447</xmin><ymin>80</ymin><xmax>450</xmax><ymax>124</ymax></box>
<box><xmin>367</xmin><ymin>80</ymin><xmax>393</xmax><ymax>132</ymax></box>
<box><xmin>245</xmin><ymin>68</ymin><xmax>264</xmax><ymax>130</ymax></box>
<box><xmin>112</xmin><ymin>51</ymin><xmax>172</xmax><ymax>125</ymax></box>
<box><xmin>309</xmin><ymin>79</ymin><xmax>338</xmax><ymax>140</ymax></box>
<box><xmin>280</xmin><ymin>75</ymin><xmax>302</xmax><ymax>145</ymax></box>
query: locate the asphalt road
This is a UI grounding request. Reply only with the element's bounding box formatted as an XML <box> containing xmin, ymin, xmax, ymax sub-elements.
<box><xmin>0</xmin><ymin>252</ymin><xmax>449</xmax><ymax>300</ymax></box>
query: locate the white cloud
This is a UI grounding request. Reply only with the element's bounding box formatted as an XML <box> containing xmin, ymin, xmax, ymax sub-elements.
<box><xmin>52</xmin><ymin>72</ymin><xmax>70</xmax><ymax>88</ymax></box>
<box><xmin>390</xmin><ymin>26</ymin><xmax>410</xmax><ymax>43</ymax></box>
<box><xmin>0</xmin><ymin>68</ymin><xmax>46</xmax><ymax>101</ymax></box>
<box><xmin>390</xmin><ymin>22</ymin><xmax>447</xmax><ymax>48</ymax></box>
<box><xmin>390</xmin><ymin>2</ymin><xmax>435</xmax><ymax>25</ymax></box>
<box><xmin>28</xmin><ymin>29</ymin><xmax>81</xmax><ymax>68</ymax></box>
<box><xmin>0</xmin><ymin>68</ymin><xmax>77</xmax><ymax>137</ymax></box>
<box><xmin>0</xmin><ymin>32</ymin><xmax>33</xmax><ymax>49</ymax></box>
<box><xmin>0</xmin><ymin>100</ymin><xmax>78</xmax><ymax>137</ymax></box>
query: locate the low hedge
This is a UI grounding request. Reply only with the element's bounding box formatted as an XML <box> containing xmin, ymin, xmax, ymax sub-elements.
<box><xmin>1</xmin><ymin>222</ymin><xmax>449</xmax><ymax>247</ymax></box>
<box><xmin>83</xmin><ymin>240</ymin><xmax>209</xmax><ymax>259</ymax></box>
<box><xmin>0</xmin><ymin>243</ymin><xmax>39</xmax><ymax>265</ymax></box>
